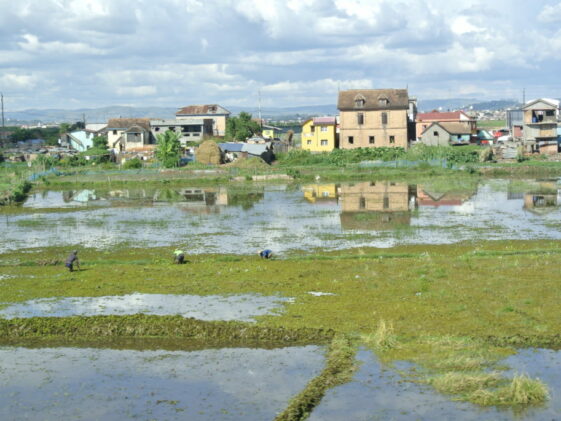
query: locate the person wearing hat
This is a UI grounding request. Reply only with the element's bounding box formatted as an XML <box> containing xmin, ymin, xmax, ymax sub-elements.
<box><xmin>173</xmin><ymin>249</ymin><xmax>186</xmax><ymax>264</ymax></box>
<box><xmin>65</xmin><ymin>250</ymin><xmax>80</xmax><ymax>272</ymax></box>
<box><xmin>258</xmin><ymin>249</ymin><xmax>273</xmax><ymax>259</ymax></box>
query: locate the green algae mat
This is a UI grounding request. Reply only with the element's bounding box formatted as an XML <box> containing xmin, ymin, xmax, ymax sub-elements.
<box><xmin>1</xmin><ymin>240</ymin><xmax>559</xmax><ymax>415</ymax></box>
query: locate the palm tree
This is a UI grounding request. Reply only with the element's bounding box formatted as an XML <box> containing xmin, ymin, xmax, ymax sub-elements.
<box><xmin>156</xmin><ymin>130</ymin><xmax>182</xmax><ymax>168</ymax></box>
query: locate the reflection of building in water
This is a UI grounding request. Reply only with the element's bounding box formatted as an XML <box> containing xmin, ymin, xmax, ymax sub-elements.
<box><xmin>339</xmin><ymin>182</ymin><xmax>417</xmax><ymax>230</ymax></box>
<box><xmin>523</xmin><ymin>181</ymin><xmax>561</xmax><ymax>214</ymax></box>
<box><xmin>417</xmin><ymin>187</ymin><xmax>473</xmax><ymax>207</ymax></box>
<box><xmin>63</xmin><ymin>190</ymin><xmax>99</xmax><ymax>203</ymax></box>
<box><xmin>302</xmin><ymin>184</ymin><xmax>338</xmax><ymax>204</ymax></box>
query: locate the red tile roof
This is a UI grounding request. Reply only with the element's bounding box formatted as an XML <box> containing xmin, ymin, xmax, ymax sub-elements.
<box><xmin>176</xmin><ymin>104</ymin><xmax>230</xmax><ymax>116</ymax></box>
<box><xmin>313</xmin><ymin>117</ymin><xmax>337</xmax><ymax>125</ymax></box>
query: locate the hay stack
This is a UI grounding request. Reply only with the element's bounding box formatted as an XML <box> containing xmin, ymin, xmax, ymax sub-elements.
<box><xmin>196</xmin><ymin>141</ymin><xmax>222</xmax><ymax>165</ymax></box>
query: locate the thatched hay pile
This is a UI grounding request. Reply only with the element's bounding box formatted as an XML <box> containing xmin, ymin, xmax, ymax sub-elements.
<box><xmin>196</xmin><ymin>141</ymin><xmax>222</xmax><ymax>165</ymax></box>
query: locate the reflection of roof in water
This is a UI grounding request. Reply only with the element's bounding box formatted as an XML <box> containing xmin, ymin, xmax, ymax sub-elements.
<box><xmin>417</xmin><ymin>188</ymin><xmax>474</xmax><ymax>207</ymax></box>
<box><xmin>340</xmin><ymin>211</ymin><xmax>411</xmax><ymax>231</ymax></box>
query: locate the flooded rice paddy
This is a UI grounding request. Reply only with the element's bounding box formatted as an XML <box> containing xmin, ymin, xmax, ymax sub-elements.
<box><xmin>3</xmin><ymin>179</ymin><xmax>561</xmax><ymax>253</ymax></box>
<box><xmin>0</xmin><ymin>293</ymin><xmax>291</xmax><ymax>321</ymax></box>
<box><xmin>310</xmin><ymin>349</ymin><xmax>561</xmax><ymax>421</ymax></box>
<box><xmin>0</xmin><ymin>345</ymin><xmax>324</xmax><ymax>421</ymax></box>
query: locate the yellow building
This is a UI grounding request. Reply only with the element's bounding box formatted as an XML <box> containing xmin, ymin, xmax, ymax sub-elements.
<box><xmin>302</xmin><ymin>183</ymin><xmax>338</xmax><ymax>203</ymax></box>
<box><xmin>301</xmin><ymin>117</ymin><xmax>338</xmax><ymax>152</ymax></box>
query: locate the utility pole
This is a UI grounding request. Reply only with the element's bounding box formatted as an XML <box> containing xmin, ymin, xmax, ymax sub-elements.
<box><xmin>258</xmin><ymin>89</ymin><xmax>262</xmax><ymax>128</ymax></box>
<box><xmin>0</xmin><ymin>93</ymin><xmax>4</xmax><ymax>147</ymax></box>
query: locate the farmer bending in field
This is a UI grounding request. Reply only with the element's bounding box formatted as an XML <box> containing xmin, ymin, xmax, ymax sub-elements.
<box><xmin>173</xmin><ymin>249</ymin><xmax>186</xmax><ymax>264</ymax></box>
<box><xmin>65</xmin><ymin>250</ymin><xmax>80</xmax><ymax>272</ymax></box>
<box><xmin>258</xmin><ymin>249</ymin><xmax>273</xmax><ymax>259</ymax></box>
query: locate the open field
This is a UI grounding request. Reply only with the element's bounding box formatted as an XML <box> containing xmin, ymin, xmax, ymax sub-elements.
<box><xmin>0</xmin><ymin>240</ymin><xmax>559</xmax><ymax>414</ymax></box>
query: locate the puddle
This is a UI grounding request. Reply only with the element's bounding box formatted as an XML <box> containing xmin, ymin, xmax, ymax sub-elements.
<box><xmin>0</xmin><ymin>293</ymin><xmax>291</xmax><ymax>322</ymax></box>
<box><xmin>309</xmin><ymin>349</ymin><xmax>559</xmax><ymax>421</ymax></box>
<box><xmin>308</xmin><ymin>291</ymin><xmax>336</xmax><ymax>296</ymax></box>
<box><xmin>0</xmin><ymin>345</ymin><xmax>324</xmax><ymax>420</ymax></box>
<box><xmin>4</xmin><ymin>180</ymin><xmax>561</xmax><ymax>253</ymax></box>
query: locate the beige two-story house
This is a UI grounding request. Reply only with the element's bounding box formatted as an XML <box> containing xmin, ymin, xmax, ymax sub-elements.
<box><xmin>176</xmin><ymin>104</ymin><xmax>231</xmax><ymax>137</ymax></box>
<box><xmin>338</xmin><ymin>89</ymin><xmax>410</xmax><ymax>150</ymax></box>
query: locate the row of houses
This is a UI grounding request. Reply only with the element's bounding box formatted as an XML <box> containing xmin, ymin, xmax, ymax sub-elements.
<box><xmin>63</xmin><ymin>104</ymin><xmax>232</xmax><ymax>153</ymax></box>
<box><xmin>301</xmin><ymin>89</ymin><xmax>560</xmax><ymax>153</ymax></box>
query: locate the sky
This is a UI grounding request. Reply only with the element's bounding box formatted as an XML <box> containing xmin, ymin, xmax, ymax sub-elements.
<box><xmin>1</xmin><ymin>0</ymin><xmax>561</xmax><ymax>110</ymax></box>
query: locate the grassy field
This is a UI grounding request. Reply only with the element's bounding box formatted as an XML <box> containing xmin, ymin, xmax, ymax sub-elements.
<box><xmin>0</xmin><ymin>240</ymin><xmax>558</xmax><ymax>408</ymax></box>
<box><xmin>477</xmin><ymin>120</ymin><xmax>507</xmax><ymax>129</ymax></box>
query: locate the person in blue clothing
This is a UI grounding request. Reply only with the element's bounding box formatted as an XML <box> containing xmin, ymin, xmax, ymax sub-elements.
<box><xmin>65</xmin><ymin>250</ymin><xmax>80</xmax><ymax>272</ymax></box>
<box><xmin>258</xmin><ymin>249</ymin><xmax>273</xmax><ymax>259</ymax></box>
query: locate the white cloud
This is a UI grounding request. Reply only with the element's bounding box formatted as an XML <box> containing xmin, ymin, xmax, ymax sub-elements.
<box><xmin>116</xmin><ymin>86</ymin><xmax>157</xmax><ymax>97</ymax></box>
<box><xmin>0</xmin><ymin>0</ymin><xmax>560</xmax><ymax>109</ymax></box>
<box><xmin>18</xmin><ymin>34</ymin><xmax>106</xmax><ymax>55</ymax></box>
<box><xmin>0</xmin><ymin>73</ymin><xmax>38</xmax><ymax>90</ymax></box>
<box><xmin>538</xmin><ymin>2</ymin><xmax>561</xmax><ymax>23</ymax></box>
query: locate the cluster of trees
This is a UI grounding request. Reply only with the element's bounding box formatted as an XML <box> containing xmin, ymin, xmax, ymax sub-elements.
<box><xmin>8</xmin><ymin>121</ymin><xmax>86</xmax><ymax>146</ymax></box>
<box><xmin>225</xmin><ymin>112</ymin><xmax>261</xmax><ymax>141</ymax></box>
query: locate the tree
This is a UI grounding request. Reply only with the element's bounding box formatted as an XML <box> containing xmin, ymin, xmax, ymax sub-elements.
<box><xmin>155</xmin><ymin>130</ymin><xmax>182</xmax><ymax>168</ymax></box>
<box><xmin>225</xmin><ymin>111</ymin><xmax>261</xmax><ymax>141</ymax></box>
<box><xmin>93</xmin><ymin>135</ymin><xmax>108</xmax><ymax>150</ymax></box>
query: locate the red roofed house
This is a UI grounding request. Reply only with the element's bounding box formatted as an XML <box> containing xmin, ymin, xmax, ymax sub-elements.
<box><xmin>415</xmin><ymin>110</ymin><xmax>476</xmax><ymax>140</ymax></box>
<box><xmin>176</xmin><ymin>104</ymin><xmax>231</xmax><ymax>137</ymax></box>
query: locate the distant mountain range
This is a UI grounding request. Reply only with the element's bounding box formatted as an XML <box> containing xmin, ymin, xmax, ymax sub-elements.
<box><xmin>2</xmin><ymin>99</ymin><xmax>542</xmax><ymax>125</ymax></box>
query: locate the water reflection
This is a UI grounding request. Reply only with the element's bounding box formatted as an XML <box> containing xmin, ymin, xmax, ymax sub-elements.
<box><xmin>6</xmin><ymin>179</ymin><xmax>561</xmax><ymax>253</ymax></box>
<box><xmin>521</xmin><ymin>180</ymin><xmax>561</xmax><ymax>214</ymax></box>
<box><xmin>339</xmin><ymin>182</ymin><xmax>417</xmax><ymax>230</ymax></box>
<box><xmin>0</xmin><ymin>293</ymin><xmax>291</xmax><ymax>322</ymax></box>
<box><xmin>310</xmin><ymin>349</ymin><xmax>558</xmax><ymax>421</ymax></box>
<box><xmin>23</xmin><ymin>186</ymin><xmax>265</xmax><ymax>211</ymax></box>
<box><xmin>0</xmin><ymin>345</ymin><xmax>324</xmax><ymax>421</ymax></box>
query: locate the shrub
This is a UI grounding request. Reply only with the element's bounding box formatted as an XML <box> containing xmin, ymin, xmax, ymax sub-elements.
<box><xmin>123</xmin><ymin>157</ymin><xmax>143</xmax><ymax>169</ymax></box>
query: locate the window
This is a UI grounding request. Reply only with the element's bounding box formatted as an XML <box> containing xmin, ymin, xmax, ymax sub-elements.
<box><xmin>359</xmin><ymin>196</ymin><xmax>366</xmax><ymax>209</ymax></box>
<box><xmin>321</xmin><ymin>126</ymin><xmax>328</xmax><ymax>132</ymax></box>
<box><xmin>321</xmin><ymin>139</ymin><xmax>328</xmax><ymax>146</ymax></box>
<box><xmin>369</xmin><ymin>136</ymin><xmax>375</xmax><ymax>144</ymax></box>
<box><xmin>433</xmin><ymin>131</ymin><xmax>439</xmax><ymax>136</ymax></box>
<box><xmin>311</xmin><ymin>126</ymin><xmax>315</xmax><ymax>132</ymax></box>
<box><xmin>307</xmin><ymin>140</ymin><xmax>312</xmax><ymax>145</ymax></box>
<box><xmin>357</xmin><ymin>113</ymin><xmax>364</xmax><ymax>125</ymax></box>
<box><xmin>546</xmin><ymin>110</ymin><xmax>555</xmax><ymax>116</ymax></box>
<box><xmin>155</xmin><ymin>127</ymin><xmax>160</xmax><ymax>132</ymax></box>
<box><xmin>355</xmin><ymin>98</ymin><xmax>365</xmax><ymax>108</ymax></box>
<box><xmin>383</xmin><ymin>195</ymin><xmax>389</xmax><ymax>209</ymax></box>
<box><xmin>378</xmin><ymin>98</ymin><xmax>389</xmax><ymax>107</ymax></box>
<box><xmin>381</xmin><ymin>112</ymin><xmax>388</xmax><ymax>125</ymax></box>
<box><xmin>348</xmin><ymin>136</ymin><xmax>354</xmax><ymax>144</ymax></box>
<box><xmin>389</xmin><ymin>135</ymin><xmax>395</xmax><ymax>144</ymax></box>
<box><xmin>112</xmin><ymin>130</ymin><xmax>117</xmax><ymax>135</ymax></box>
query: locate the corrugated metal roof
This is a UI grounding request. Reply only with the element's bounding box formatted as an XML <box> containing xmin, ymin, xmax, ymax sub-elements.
<box><xmin>242</xmin><ymin>143</ymin><xmax>269</xmax><ymax>155</ymax></box>
<box><xmin>219</xmin><ymin>142</ymin><xmax>244</xmax><ymax>152</ymax></box>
